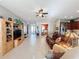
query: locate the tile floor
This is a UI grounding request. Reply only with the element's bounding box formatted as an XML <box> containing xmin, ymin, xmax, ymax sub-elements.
<box><xmin>0</xmin><ymin>34</ymin><xmax>50</xmax><ymax>59</ymax></box>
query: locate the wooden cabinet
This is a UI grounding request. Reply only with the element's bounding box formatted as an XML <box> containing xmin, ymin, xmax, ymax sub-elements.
<box><xmin>66</xmin><ymin>23</ymin><xmax>71</xmax><ymax>29</ymax></box>
<box><xmin>76</xmin><ymin>22</ymin><xmax>79</xmax><ymax>29</ymax></box>
<box><xmin>66</xmin><ymin>21</ymin><xmax>79</xmax><ymax>30</ymax></box>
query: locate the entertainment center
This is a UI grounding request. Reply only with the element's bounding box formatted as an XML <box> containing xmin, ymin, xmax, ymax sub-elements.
<box><xmin>0</xmin><ymin>17</ymin><xmax>24</xmax><ymax>55</ymax></box>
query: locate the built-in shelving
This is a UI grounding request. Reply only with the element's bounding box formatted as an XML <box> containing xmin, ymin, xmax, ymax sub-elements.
<box><xmin>0</xmin><ymin>17</ymin><xmax>24</xmax><ymax>55</ymax></box>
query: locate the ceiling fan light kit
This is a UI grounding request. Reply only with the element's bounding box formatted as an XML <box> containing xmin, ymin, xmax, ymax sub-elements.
<box><xmin>35</xmin><ymin>8</ymin><xmax>48</xmax><ymax>17</ymax></box>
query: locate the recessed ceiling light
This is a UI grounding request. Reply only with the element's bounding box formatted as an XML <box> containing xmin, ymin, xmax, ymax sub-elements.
<box><xmin>77</xmin><ymin>10</ymin><xmax>79</xmax><ymax>13</ymax></box>
<box><xmin>65</xmin><ymin>16</ymin><xmax>67</xmax><ymax>18</ymax></box>
<box><xmin>64</xmin><ymin>16</ymin><xmax>67</xmax><ymax>18</ymax></box>
<box><xmin>70</xmin><ymin>16</ymin><xmax>73</xmax><ymax>19</ymax></box>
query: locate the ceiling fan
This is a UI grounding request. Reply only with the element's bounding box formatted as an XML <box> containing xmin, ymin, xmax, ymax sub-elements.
<box><xmin>36</xmin><ymin>8</ymin><xmax>48</xmax><ymax>17</ymax></box>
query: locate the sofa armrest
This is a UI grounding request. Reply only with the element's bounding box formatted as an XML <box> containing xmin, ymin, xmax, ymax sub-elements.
<box><xmin>53</xmin><ymin>52</ymin><xmax>64</xmax><ymax>59</ymax></box>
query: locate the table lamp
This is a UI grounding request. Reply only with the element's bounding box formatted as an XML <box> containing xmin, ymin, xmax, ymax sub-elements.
<box><xmin>65</xmin><ymin>31</ymin><xmax>79</xmax><ymax>47</ymax></box>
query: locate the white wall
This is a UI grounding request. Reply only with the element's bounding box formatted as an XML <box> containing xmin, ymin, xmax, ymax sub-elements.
<box><xmin>48</xmin><ymin>18</ymin><xmax>57</xmax><ymax>34</ymax></box>
<box><xmin>0</xmin><ymin>5</ymin><xmax>18</xmax><ymax>18</ymax></box>
<box><xmin>24</xmin><ymin>24</ymin><xmax>27</xmax><ymax>33</ymax></box>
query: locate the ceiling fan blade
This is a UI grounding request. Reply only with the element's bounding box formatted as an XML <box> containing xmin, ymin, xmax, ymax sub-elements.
<box><xmin>36</xmin><ymin>14</ymin><xmax>39</xmax><ymax>16</ymax></box>
<box><xmin>39</xmin><ymin>9</ymin><xmax>43</xmax><ymax>12</ymax></box>
<box><xmin>42</xmin><ymin>15</ymin><xmax>44</xmax><ymax>17</ymax></box>
<box><xmin>38</xmin><ymin>9</ymin><xmax>43</xmax><ymax>13</ymax></box>
<box><xmin>42</xmin><ymin>13</ymin><xmax>48</xmax><ymax>14</ymax></box>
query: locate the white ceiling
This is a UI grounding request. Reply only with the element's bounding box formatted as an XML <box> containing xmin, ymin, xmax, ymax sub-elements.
<box><xmin>0</xmin><ymin>0</ymin><xmax>79</xmax><ymax>22</ymax></box>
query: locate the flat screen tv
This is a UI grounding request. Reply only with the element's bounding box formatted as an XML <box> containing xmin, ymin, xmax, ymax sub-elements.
<box><xmin>14</xmin><ymin>29</ymin><xmax>21</xmax><ymax>39</ymax></box>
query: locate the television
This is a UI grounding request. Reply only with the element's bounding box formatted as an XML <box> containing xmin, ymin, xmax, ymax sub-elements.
<box><xmin>13</xmin><ymin>29</ymin><xmax>21</xmax><ymax>40</ymax></box>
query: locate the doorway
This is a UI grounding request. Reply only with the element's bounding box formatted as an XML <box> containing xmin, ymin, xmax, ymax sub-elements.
<box><xmin>41</xmin><ymin>24</ymin><xmax>48</xmax><ymax>35</ymax></box>
<box><xmin>30</xmin><ymin>24</ymin><xmax>36</xmax><ymax>34</ymax></box>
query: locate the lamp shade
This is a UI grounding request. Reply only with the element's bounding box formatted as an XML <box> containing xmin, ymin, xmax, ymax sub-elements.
<box><xmin>65</xmin><ymin>31</ymin><xmax>79</xmax><ymax>39</ymax></box>
<box><xmin>65</xmin><ymin>31</ymin><xmax>79</xmax><ymax>47</ymax></box>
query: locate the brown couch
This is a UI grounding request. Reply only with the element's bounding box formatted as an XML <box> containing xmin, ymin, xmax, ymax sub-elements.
<box><xmin>46</xmin><ymin>32</ymin><xmax>61</xmax><ymax>49</ymax></box>
<box><xmin>53</xmin><ymin>52</ymin><xmax>64</xmax><ymax>59</ymax></box>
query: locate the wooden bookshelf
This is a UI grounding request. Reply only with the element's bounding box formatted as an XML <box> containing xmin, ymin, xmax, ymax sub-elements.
<box><xmin>0</xmin><ymin>17</ymin><xmax>14</xmax><ymax>55</ymax></box>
